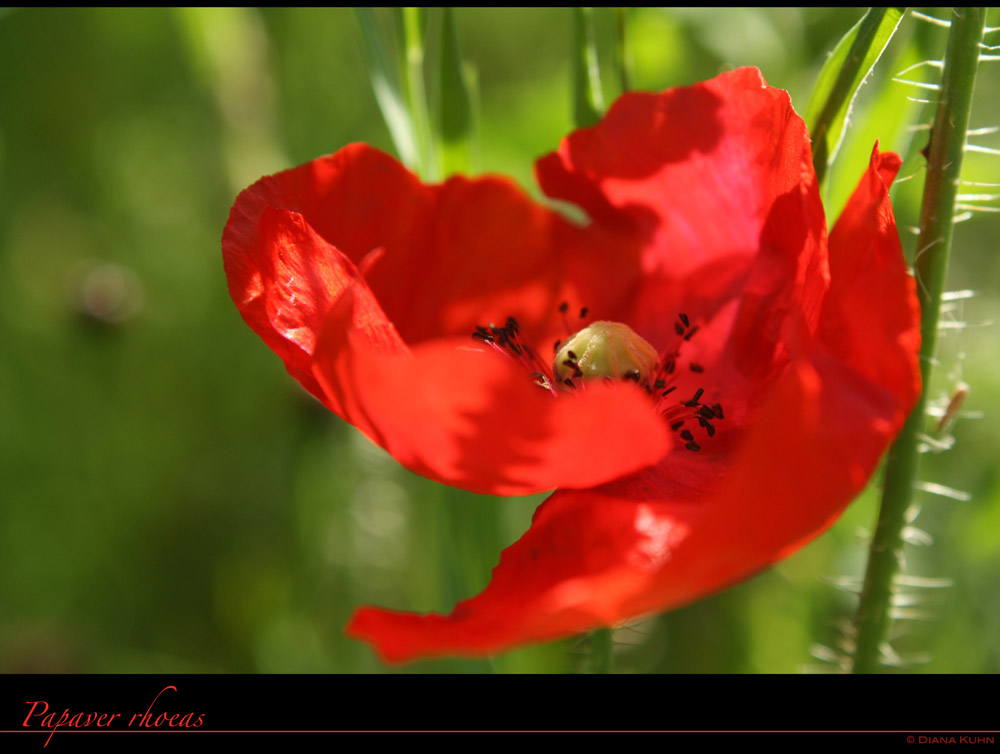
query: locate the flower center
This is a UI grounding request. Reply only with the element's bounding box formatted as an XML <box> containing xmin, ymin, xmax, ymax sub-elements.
<box><xmin>554</xmin><ymin>321</ymin><xmax>658</xmax><ymax>388</ymax></box>
<box><xmin>470</xmin><ymin>306</ymin><xmax>724</xmax><ymax>452</ymax></box>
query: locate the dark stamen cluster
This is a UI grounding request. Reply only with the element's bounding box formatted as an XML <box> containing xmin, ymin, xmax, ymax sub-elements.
<box><xmin>666</xmin><ymin>390</ymin><xmax>725</xmax><ymax>451</ymax></box>
<box><xmin>648</xmin><ymin>313</ymin><xmax>725</xmax><ymax>452</ymax></box>
<box><xmin>472</xmin><ymin>316</ymin><xmax>524</xmax><ymax>353</ymax></box>
<box><xmin>472</xmin><ymin>316</ymin><xmax>556</xmax><ymax>394</ymax></box>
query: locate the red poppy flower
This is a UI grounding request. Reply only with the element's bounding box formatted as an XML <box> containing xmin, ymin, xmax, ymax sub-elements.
<box><xmin>223</xmin><ymin>67</ymin><xmax>920</xmax><ymax>663</ymax></box>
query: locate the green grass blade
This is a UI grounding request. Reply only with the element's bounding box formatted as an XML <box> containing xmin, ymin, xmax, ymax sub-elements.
<box><xmin>806</xmin><ymin>7</ymin><xmax>905</xmax><ymax>184</ymax></box>
<box><xmin>400</xmin><ymin>7</ymin><xmax>433</xmax><ymax>178</ymax></box>
<box><xmin>572</xmin><ymin>7</ymin><xmax>605</xmax><ymax>128</ymax></box>
<box><xmin>354</xmin><ymin>7</ymin><xmax>419</xmax><ymax>170</ymax></box>
<box><xmin>615</xmin><ymin>7</ymin><xmax>630</xmax><ymax>94</ymax></box>
<box><xmin>438</xmin><ymin>7</ymin><xmax>473</xmax><ymax>176</ymax></box>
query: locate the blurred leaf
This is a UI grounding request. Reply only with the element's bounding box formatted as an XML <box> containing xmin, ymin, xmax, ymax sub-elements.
<box><xmin>806</xmin><ymin>7</ymin><xmax>905</xmax><ymax>184</ymax></box>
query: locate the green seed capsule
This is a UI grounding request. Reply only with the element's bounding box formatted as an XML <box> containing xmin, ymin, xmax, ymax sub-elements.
<box><xmin>553</xmin><ymin>321</ymin><xmax>659</xmax><ymax>387</ymax></box>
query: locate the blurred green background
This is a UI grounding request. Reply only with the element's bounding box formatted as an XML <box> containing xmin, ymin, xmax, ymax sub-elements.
<box><xmin>1</xmin><ymin>7</ymin><xmax>997</xmax><ymax>673</ymax></box>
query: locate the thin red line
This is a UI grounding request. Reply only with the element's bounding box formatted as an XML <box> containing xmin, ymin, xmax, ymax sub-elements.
<box><xmin>2</xmin><ymin>730</ymin><xmax>998</xmax><ymax>734</ymax></box>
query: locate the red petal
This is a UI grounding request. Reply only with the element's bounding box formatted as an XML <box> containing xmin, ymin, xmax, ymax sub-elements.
<box><xmin>223</xmin><ymin>145</ymin><xmax>674</xmax><ymax>491</ymax></box>
<box><xmin>537</xmin><ymin>67</ymin><xmax>830</xmax><ymax>378</ymax></box>
<box><xmin>311</xmin><ymin>284</ymin><xmax>673</xmax><ymax>496</ymax></box>
<box><xmin>821</xmin><ymin>142</ymin><xmax>922</xmax><ymax>414</ymax></box>
<box><xmin>224</xmin><ymin>144</ymin><xmax>669</xmax><ymax>492</ymax></box>
<box><xmin>346</xmin><ymin>347</ymin><xmax>905</xmax><ymax>663</ymax></box>
<box><xmin>222</xmin><ymin>201</ymin><xmax>365</xmax><ymax>406</ymax></box>
<box><xmin>537</xmin><ymin>67</ymin><xmax>822</xmax><ymax>280</ymax></box>
<box><xmin>224</xmin><ymin>142</ymin><xmax>624</xmax><ymax>350</ymax></box>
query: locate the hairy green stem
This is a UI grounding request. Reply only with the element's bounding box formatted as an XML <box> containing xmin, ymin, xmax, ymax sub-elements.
<box><xmin>851</xmin><ymin>7</ymin><xmax>987</xmax><ymax>674</ymax></box>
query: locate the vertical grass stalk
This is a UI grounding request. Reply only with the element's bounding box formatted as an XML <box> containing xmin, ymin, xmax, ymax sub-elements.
<box><xmin>355</xmin><ymin>8</ymin><xmax>420</xmax><ymax>172</ymax></box>
<box><xmin>572</xmin><ymin>7</ymin><xmax>604</xmax><ymax>128</ymax></box>
<box><xmin>615</xmin><ymin>7</ymin><xmax>630</xmax><ymax>94</ymax></box>
<box><xmin>399</xmin><ymin>7</ymin><xmax>433</xmax><ymax>178</ymax></box>
<box><xmin>851</xmin><ymin>7</ymin><xmax>987</xmax><ymax>674</ymax></box>
<box><xmin>437</xmin><ymin>7</ymin><xmax>474</xmax><ymax>177</ymax></box>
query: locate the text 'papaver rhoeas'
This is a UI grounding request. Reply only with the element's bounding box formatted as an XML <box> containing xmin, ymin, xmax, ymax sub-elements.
<box><xmin>222</xmin><ymin>67</ymin><xmax>920</xmax><ymax>663</ymax></box>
